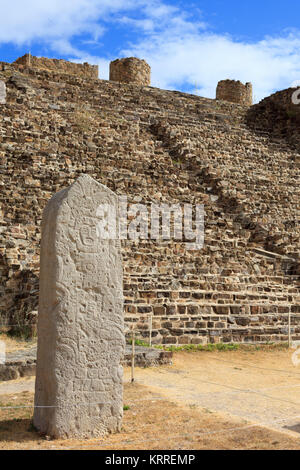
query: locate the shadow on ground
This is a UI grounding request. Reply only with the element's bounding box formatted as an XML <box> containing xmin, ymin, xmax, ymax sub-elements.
<box><xmin>284</xmin><ymin>424</ymin><xmax>300</xmax><ymax>435</ymax></box>
<box><xmin>0</xmin><ymin>418</ymin><xmax>40</xmax><ymax>442</ymax></box>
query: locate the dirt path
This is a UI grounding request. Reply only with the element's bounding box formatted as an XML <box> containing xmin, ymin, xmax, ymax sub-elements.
<box><xmin>1</xmin><ymin>348</ymin><xmax>300</xmax><ymax>440</ymax></box>
<box><xmin>1</xmin><ymin>381</ymin><xmax>300</xmax><ymax>450</ymax></box>
<box><xmin>1</xmin><ymin>349</ymin><xmax>300</xmax><ymax>449</ymax></box>
<box><xmin>124</xmin><ymin>349</ymin><xmax>300</xmax><ymax>437</ymax></box>
<box><xmin>0</xmin><ymin>376</ymin><xmax>35</xmax><ymax>395</ymax></box>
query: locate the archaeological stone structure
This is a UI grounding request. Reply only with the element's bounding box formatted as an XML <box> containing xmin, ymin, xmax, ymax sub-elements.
<box><xmin>0</xmin><ymin>56</ymin><xmax>299</xmax><ymax>346</ymax></box>
<box><xmin>14</xmin><ymin>54</ymin><xmax>99</xmax><ymax>79</ymax></box>
<box><xmin>216</xmin><ymin>79</ymin><xmax>253</xmax><ymax>106</ymax></box>
<box><xmin>109</xmin><ymin>57</ymin><xmax>151</xmax><ymax>86</ymax></box>
<box><xmin>247</xmin><ymin>87</ymin><xmax>300</xmax><ymax>151</ymax></box>
<box><xmin>0</xmin><ymin>80</ymin><xmax>5</xmax><ymax>104</ymax></box>
<box><xmin>33</xmin><ymin>175</ymin><xmax>124</xmax><ymax>439</ymax></box>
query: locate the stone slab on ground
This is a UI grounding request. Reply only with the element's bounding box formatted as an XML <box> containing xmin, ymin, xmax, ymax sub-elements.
<box><xmin>0</xmin><ymin>345</ymin><xmax>173</xmax><ymax>381</ymax></box>
<box><xmin>126</xmin><ymin>345</ymin><xmax>173</xmax><ymax>368</ymax></box>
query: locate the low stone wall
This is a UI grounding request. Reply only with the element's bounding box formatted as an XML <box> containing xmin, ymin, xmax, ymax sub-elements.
<box><xmin>216</xmin><ymin>79</ymin><xmax>252</xmax><ymax>105</ymax></box>
<box><xmin>14</xmin><ymin>54</ymin><xmax>98</xmax><ymax>79</ymax></box>
<box><xmin>0</xmin><ymin>346</ymin><xmax>36</xmax><ymax>381</ymax></box>
<box><xmin>109</xmin><ymin>57</ymin><xmax>151</xmax><ymax>85</ymax></box>
<box><xmin>0</xmin><ymin>345</ymin><xmax>173</xmax><ymax>381</ymax></box>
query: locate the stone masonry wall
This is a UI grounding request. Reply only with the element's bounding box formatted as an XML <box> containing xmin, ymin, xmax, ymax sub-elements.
<box><xmin>0</xmin><ymin>61</ymin><xmax>299</xmax><ymax>345</ymax></box>
<box><xmin>14</xmin><ymin>54</ymin><xmax>98</xmax><ymax>79</ymax></box>
<box><xmin>110</xmin><ymin>58</ymin><xmax>151</xmax><ymax>86</ymax></box>
<box><xmin>216</xmin><ymin>80</ymin><xmax>253</xmax><ymax>106</ymax></box>
<box><xmin>247</xmin><ymin>87</ymin><xmax>300</xmax><ymax>154</ymax></box>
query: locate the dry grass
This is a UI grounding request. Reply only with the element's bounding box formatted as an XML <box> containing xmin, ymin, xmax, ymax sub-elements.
<box><xmin>0</xmin><ymin>333</ymin><xmax>36</xmax><ymax>353</ymax></box>
<box><xmin>1</xmin><ymin>382</ymin><xmax>300</xmax><ymax>450</ymax></box>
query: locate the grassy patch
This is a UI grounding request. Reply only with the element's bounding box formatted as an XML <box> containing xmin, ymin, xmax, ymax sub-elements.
<box><xmin>126</xmin><ymin>339</ymin><xmax>290</xmax><ymax>353</ymax></box>
<box><xmin>127</xmin><ymin>338</ymin><xmax>151</xmax><ymax>348</ymax></box>
<box><xmin>161</xmin><ymin>343</ymin><xmax>239</xmax><ymax>352</ymax></box>
<box><xmin>160</xmin><ymin>342</ymin><xmax>290</xmax><ymax>353</ymax></box>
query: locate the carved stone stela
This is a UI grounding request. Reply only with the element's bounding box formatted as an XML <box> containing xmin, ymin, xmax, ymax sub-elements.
<box><xmin>33</xmin><ymin>175</ymin><xmax>124</xmax><ymax>439</ymax></box>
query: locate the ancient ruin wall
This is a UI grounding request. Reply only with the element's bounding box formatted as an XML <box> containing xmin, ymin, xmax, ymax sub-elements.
<box><xmin>109</xmin><ymin>57</ymin><xmax>151</xmax><ymax>86</ymax></box>
<box><xmin>216</xmin><ymin>80</ymin><xmax>253</xmax><ymax>106</ymax></box>
<box><xmin>0</xmin><ymin>62</ymin><xmax>299</xmax><ymax>346</ymax></box>
<box><xmin>246</xmin><ymin>87</ymin><xmax>300</xmax><ymax>153</ymax></box>
<box><xmin>14</xmin><ymin>54</ymin><xmax>98</xmax><ymax>79</ymax></box>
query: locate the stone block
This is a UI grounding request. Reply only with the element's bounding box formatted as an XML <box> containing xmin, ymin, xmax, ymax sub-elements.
<box><xmin>33</xmin><ymin>175</ymin><xmax>124</xmax><ymax>439</ymax></box>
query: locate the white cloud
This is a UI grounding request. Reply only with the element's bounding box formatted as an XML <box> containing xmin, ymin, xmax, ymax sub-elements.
<box><xmin>117</xmin><ymin>16</ymin><xmax>155</xmax><ymax>33</ymax></box>
<box><xmin>70</xmin><ymin>53</ymin><xmax>111</xmax><ymax>80</ymax></box>
<box><xmin>0</xmin><ymin>0</ymin><xmax>141</xmax><ymax>44</ymax></box>
<box><xmin>0</xmin><ymin>0</ymin><xmax>300</xmax><ymax>101</ymax></box>
<box><xmin>122</xmin><ymin>29</ymin><xmax>300</xmax><ymax>102</ymax></box>
<box><xmin>116</xmin><ymin>4</ymin><xmax>205</xmax><ymax>37</ymax></box>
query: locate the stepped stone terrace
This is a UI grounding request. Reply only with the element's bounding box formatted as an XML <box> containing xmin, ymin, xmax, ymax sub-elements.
<box><xmin>0</xmin><ymin>55</ymin><xmax>299</xmax><ymax>345</ymax></box>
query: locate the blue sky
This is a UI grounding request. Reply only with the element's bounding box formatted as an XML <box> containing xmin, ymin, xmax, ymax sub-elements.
<box><xmin>0</xmin><ymin>0</ymin><xmax>300</xmax><ymax>101</ymax></box>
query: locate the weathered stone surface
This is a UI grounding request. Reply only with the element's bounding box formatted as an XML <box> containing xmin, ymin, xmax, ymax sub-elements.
<box><xmin>110</xmin><ymin>57</ymin><xmax>151</xmax><ymax>85</ymax></box>
<box><xmin>33</xmin><ymin>175</ymin><xmax>124</xmax><ymax>439</ymax></box>
<box><xmin>216</xmin><ymin>79</ymin><xmax>252</xmax><ymax>106</ymax></box>
<box><xmin>0</xmin><ymin>59</ymin><xmax>299</xmax><ymax>346</ymax></box>
<box><xmin>247</xmin><ymin>87</ymin><xmax>300</xmax><ymax>151</ymax></box>
<box><xmin>0</xmin><ymin>344</ymin><xmax>173</xmax><ymax>382</ymax></box>
<box><xmin>0</xmin><ymin>80</ymin><xmax>6</xmax><ymax>104</ymax></box>
<box><xmin>14</xmin><ymin>54</ymin><xmax>98</xmax><ymax>79</ymax></box>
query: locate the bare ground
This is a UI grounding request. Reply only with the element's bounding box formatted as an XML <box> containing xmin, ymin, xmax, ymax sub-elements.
<box><xmin>0</xmin><ymin>348</ymin><xmax>300</xmax><ymax>450</ymax></box>
<box><xmin>126</xmin><ymin>348</ymin><xmax>300</xmax><ymax>437</ymax></box>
